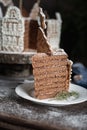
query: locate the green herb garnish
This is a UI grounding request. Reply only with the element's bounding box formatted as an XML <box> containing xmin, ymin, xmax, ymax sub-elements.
<box><xmin>54</xmin><ymin>91</ymin><xmax>79</xmax><ymax>100</ymax></box>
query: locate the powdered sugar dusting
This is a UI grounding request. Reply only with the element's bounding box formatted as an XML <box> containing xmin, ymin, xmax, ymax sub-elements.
<box><xmin>62</xmin><ymin>114</ymin><xmax>87</xmax><ymax>129</ymax></box>
<box><xmin>0</xmin><ymin>80</ymin><xmax>87</xmax><ymax>130</ymax></box>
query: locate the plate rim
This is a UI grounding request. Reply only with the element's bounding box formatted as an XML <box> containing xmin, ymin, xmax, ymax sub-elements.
<box><xmin>15</xmin><ymin>82</ymin><xmax>87</xmax><ymax>106</ymax></box>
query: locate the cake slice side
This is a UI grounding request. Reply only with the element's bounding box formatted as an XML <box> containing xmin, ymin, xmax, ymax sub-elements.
<box><xmin>32</xmin><ymin>50</ymin><xmax>72</xmax><ymax>99</ymax></box>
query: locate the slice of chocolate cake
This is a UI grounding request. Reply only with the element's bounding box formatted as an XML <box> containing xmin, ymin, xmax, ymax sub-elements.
<box><xmin>32</xmin><ymin>49</ymin><xmax>72</xmax><ymax>99</ymax></box>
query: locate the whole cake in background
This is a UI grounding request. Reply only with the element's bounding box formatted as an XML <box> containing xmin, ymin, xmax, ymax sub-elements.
<box><xmin>0</xmin><ymin>4</ymin><xmax>39</xmax><ymax>52</ymax></box>
<box><xmin>0</xmin><ymin>0</ymin><xmax>61</xmax><ymax>53</ymax></box>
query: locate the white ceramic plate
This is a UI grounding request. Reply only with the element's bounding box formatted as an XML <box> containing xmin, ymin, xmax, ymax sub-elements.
<box><xmin>15</xmin><ymin>81</ymin><xmax>87</xmax><ymax>106</ymax></box>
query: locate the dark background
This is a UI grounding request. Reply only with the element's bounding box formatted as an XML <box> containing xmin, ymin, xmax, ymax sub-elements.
<box><xmin>1</xmin><ymin>0</ymin><xmax>87</xmax><ymax>66</ymax></box>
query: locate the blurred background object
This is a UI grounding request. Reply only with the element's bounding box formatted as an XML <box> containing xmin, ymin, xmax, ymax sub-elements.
<box><xmin>12</xmin><ymin>0</ymin><xmax>87</xmax><ymax>66</ymax></box>
<box><xmin>72</xmin><ymin>62</ymin><xmax>87</xmax><ymax>88</ymax></box>
<box><xmin>0</xmin><ymin>0</ymin><xmax>13</xmax><ymax>16</ymax></box>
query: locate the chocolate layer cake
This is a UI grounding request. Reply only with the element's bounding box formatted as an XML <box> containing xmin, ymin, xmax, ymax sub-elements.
<box><xmin>32</xmin><ymin>49</ymin><xmax>72</xmax><ymax>99</ymax></box>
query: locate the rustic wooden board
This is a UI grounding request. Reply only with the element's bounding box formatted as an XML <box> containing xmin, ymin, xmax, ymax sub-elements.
<box><xmin>0</xmin><ymin>77</ymin><xmax>87</xmax><ymax>130</ymax></box>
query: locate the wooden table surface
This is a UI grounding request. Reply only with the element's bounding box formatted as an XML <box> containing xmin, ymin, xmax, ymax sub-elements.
<box><xmin>0</xmin><ymin>76</ymin><xmax>87</xmax><ymax>130</ymax></box>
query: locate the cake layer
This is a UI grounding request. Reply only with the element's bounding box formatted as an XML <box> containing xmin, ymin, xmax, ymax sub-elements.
<box><xmin>35</xmin><ymin>86</ymin><xmax>68</xmax><ymax>99</ymax></box>
<box><xmin>35</xmin><ymin>87</ymin><xmax>67</xmax><ymax>96</ymax></box>
<box><xmin>34</xmin><ymin>72</ymin><xmax>67</xmax><ymax>81</ymax></box>
<box><xmin>35</xmin><ymin>93</ymin><xmax>55</xmax><ymax>99</ymax></box>
<box><xmin>35</xmin><ymin>82</ymin><xmax>66</xmax><ymax>91</ymax></box>
<box><xmin>32</xmin><ymin>52</ymin><xmax>67</xmax><ymax>62</ymax></box>
<box><xmin>33</xmin><ymin>66</ymin><xmax>68</xmax><ymax>76</ymax></box>
<box><xmin>34</xmin><ymin>75</ymin><xmax>67</xmax><ymax>85</ymax></box>
<box><xmin>32</xmin><ymin>59</ymin><xmax>68</xmax><ymax>68</ymax></box>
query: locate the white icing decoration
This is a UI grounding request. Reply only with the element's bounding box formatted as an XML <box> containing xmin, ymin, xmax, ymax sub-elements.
<box><xmin>0</xmin><ymin>6</ymin><xmax>3</xmax><ymax>18</ymax></box>
<box><xmin>0</xmin><ymin>0</ymin><xmax>13</xmax><ymax>6</ymax></box>
<box><xmin>1</xmin><ymin>6</ymin><xmax>25</xmax><ymax>52</ymax></box>
<box><xmin>29</xmin><ymin>2</ymin><xmax>40</xmax><ymax>20</ymax></box>
<box><xmin>0</xmin><ymin>19</ymin><xmax>2</xmax><ymax>50</ymax></box>
<box><xmin>46</xmin><ymin>12</ymin><xmax>62</xmax><ymax>50</ymax></box>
